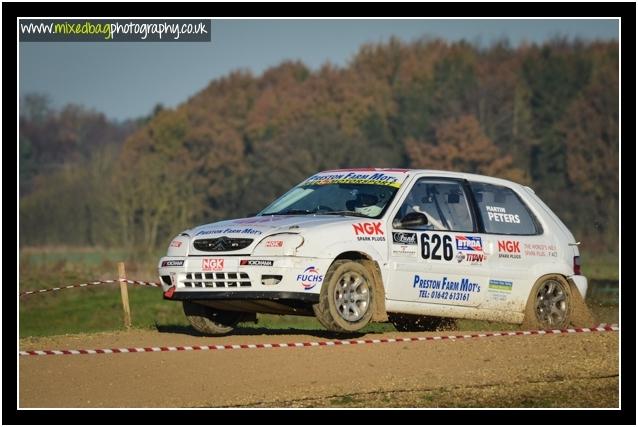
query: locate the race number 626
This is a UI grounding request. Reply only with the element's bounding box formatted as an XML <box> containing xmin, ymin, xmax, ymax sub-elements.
<box><xmin>421</xmin><ymin>233</ymin><xmax>453</xmax><ymax>261</ymax></box>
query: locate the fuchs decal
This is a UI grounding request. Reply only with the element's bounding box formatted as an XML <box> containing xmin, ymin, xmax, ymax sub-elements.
<box><xmin>296</xmin><ymin>266</ymin><xmax>323</xmax><ymax>290</ymax></box>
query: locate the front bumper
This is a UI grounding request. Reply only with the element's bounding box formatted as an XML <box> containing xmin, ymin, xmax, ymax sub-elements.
<box><xmin>165</xmin><ymin>290</ymin><xmax>319</xmax><ymax>303</ymax></box>
<box><xmin>158</xmin><ymin>256</ymin><xmax>332</xmax><ymax>299</ymax></box>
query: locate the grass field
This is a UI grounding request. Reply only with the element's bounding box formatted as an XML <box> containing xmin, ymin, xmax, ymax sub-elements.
<box><xmin>579</xmin><ymin>250</ymin><xmax>620</xmax><ymax>281</ymax></box>
<box><xmin>18</xmin><ymin>247</ymin><xmax>619</xmax><ymax>338</ymax></box>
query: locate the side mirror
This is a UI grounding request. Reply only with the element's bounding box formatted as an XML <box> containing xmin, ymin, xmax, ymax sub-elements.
<box><xmin>393</xmin><ymin>211</ymin><xmax>428</xmax><ymax>229</ymax></box>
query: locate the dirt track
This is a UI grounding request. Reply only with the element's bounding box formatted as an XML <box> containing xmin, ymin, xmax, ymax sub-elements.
<box><xmin>19</xmin><ymin>328</ymin><xmax>619</xmax><ymax>408</ymax></box>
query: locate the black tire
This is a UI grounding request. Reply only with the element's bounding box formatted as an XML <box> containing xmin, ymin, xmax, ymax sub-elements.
<box><xmin>312</xmin><ymin>260</ymin><xmax>375</xmax><ymax>333</ymax></box>
<box><xmin>388</xmin><ymin>313</ymin><xmax>457</xmax><ymax>332</ymax></box>
<box><xmin>522</xmin><ymin>274</ymin><xmax>573</xmax><ymax>329</ymax></box>
<box><xmin>182</xmin><ymin>301</ymin><xmax>242</xmax><ymax>336</ymax></box>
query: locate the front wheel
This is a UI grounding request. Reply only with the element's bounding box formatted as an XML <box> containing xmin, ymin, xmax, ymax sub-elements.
<box><xmin>522</xmin><ymin>275</ymin><xmax>573</xmax><ymax>329</ymax></box>
<box><xmin>313</xmin><ymin>260</ymin><xmax>375</xmax><ymax>333</ymax></box>
<box><xmin>182</xmin><ymin>301</ymin><xmax>243</xmax><ymax>336</ymax></box>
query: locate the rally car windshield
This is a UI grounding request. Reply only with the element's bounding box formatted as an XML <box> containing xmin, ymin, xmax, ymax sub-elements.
<box><xmin>259</xmin><ymin>183</ymin><xmax>400</xmax><ymax>219</ymax></box>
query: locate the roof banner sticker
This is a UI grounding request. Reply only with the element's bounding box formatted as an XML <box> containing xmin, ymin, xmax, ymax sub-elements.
<box><xmin>303</xmin><ymin>171</ymin><xmax>404</xmax><ymax>188</ymax></box>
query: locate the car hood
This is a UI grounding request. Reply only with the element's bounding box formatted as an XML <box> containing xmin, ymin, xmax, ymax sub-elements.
<box><xmin>189</xmin><ymin>215</ymin><xmax>361</xmax><ymax>239</ymax></box>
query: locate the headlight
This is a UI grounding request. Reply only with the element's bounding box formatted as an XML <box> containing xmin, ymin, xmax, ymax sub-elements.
<box><xmin>166</xmin><ymin>233</ymin><xmax>189</xmax><ymax>256</ymax></box>
<box><xmin>252</xmin><ymin>233</ymin><xmax>304</xmax><ymax>256</ymax></box>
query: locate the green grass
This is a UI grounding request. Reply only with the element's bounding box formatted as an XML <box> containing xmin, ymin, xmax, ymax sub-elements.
<box><xmin>21</xmin><ymin>247</ymin><xmax>130</xmax><ymax>268</ymax></box>
<box><xmin>19</xmin><ymin>247</ymin><xmax>175</xmax><ymax>337</ymax></box>
<box><xmin>20</xmin><ymin>246</ymin><xmax>163</xmax><ymax>280</ymax></box>
<box><xmin>579</xmin><ymin>250</ymin><xmax>619</xmax><ymax>280</ymax></box>
<box><xmin>20</xmin><ymin>286</ymin><xmax>189</xmax><ymax>337</ymax></box>
<box><xmin>18</xmin><ymin>246</ymin><xmax>619</xmax><ymax>338</ymax></box>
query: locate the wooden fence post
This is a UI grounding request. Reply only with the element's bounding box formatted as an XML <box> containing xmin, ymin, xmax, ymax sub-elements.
<box><xmin>118</xmin><ymin>262</ymin><xmax>132</xmax><ymax>329</ymax></box>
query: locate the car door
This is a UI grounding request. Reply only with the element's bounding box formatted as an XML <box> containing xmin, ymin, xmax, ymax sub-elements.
<box><xmin>466</xmin><ymin>181</ymin><xmax>546</xmax><ymax>310</ymax></box>
<box><xmin>386</xmin><ymin>176</ymin><xmax>488</xmax><ymax>307</ymax></box>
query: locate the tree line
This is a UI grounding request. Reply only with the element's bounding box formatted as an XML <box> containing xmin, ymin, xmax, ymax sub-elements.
<box><xmin>19</xmin><ymin>37</ymin><xmax>619</xmax><ymax>254</ymax></box>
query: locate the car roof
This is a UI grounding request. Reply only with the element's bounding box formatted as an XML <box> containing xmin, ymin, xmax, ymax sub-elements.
<box><xmin>320</xmin><ymin>168</ymin><xmax>526</xmax><ymax>189</ymax></box>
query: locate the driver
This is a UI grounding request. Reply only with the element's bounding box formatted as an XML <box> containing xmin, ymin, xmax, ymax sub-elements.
<box><xmin>351</xmin><ymin>193</ymin><xmax>384</xmax><ymax>217</ymax></box>
<box><xmin>403</xmin><ymin>186</ymin><xmax>446</xmax><ymax>230</ymax></box>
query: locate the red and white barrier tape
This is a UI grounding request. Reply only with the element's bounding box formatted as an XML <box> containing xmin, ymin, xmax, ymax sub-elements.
<box><xmin>19</xmin><ymin>324</ymin><xmax>618</xmax><ymax>357</ymax></box>
<box><xmin>19</xmin><ymin>279</ymin><xmax>160</xmax><ymax>297</ymax></box>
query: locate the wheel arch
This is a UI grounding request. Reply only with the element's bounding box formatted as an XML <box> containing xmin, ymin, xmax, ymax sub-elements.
<box><xmin>523</xmin><ymin>263</ymin><xmax>575</xmax><ymax>309</ymax></box>
<box><xmin>522</xmin><ymin>272</ymin><xmax>594</xmax><ymax>328</ymax></box>
<box><xmin>326</xmin><ymin>250</ymin><xmax>388</xmax><ymax>322</ymax></box>
<box><xmin>530</xmin><ymin>263</ymin><xmax>573</xmax><ymax>283</ymax></box>
<box><xmin>528</xmin><ymin>262</ymin><xmax>586</xmax><ymax>299</ymax></box>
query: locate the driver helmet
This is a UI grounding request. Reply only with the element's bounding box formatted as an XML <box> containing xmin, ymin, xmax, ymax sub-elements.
<box><xmin>353</xmin><ymin>193</ymin><xmax>383</xmax><ymax>217</ymax></box>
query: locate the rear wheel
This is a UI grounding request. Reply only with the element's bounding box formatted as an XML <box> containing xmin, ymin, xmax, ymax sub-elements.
<box><xmin>522</xmin><ymin>275</ymin><xmax>573</xmax><ymax>329</ymax></box>
<box><xmin>389</xmin><ymin>313</ymin><xmax>457</xmax><ymax>332</ymax></box>
<box><xmin>313</xmin><ymin>260</ymin><xmax>375</xmax><ymax>333</ymax></box>
<box><xmin>182</xmin><ymin>301</ymin><xmax>243</xmax><ymax>336</ymax></box>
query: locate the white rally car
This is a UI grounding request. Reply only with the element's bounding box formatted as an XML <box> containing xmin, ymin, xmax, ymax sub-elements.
<box><xmin>158</xmin><ymin>168</ymin><xmax>589</xmax><ymax>335</ymax></box>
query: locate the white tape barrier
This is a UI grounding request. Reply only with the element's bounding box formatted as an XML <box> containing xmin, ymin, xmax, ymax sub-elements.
<box><xmin>20</xmin><ymin>279</ymin><xmax>160</xmax><ymax>297</ymax></box>
<box><xmin>20</xmin><ymin>324</ymin><xmax>619</xmax><ymax>357</ymax></box>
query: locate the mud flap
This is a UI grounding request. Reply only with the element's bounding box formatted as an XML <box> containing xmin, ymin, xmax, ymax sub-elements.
<box><xmin>568</xmin><ymin>279</ymin><xmax>596</xmax><ymax>327</ymax></box>
<box><xmin>361</xmin><ymin>260</ymin><xmax>388</xmax><ymax>322</ymax></box>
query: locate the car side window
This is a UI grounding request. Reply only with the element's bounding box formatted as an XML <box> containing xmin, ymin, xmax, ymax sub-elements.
<box><xmin>469</xmin><ymin>182</ymin><xmax>540</xmax><ymax>235</ymax></box>
<box><xmin>394</xmin><ymin>179</ymin><xmax>474</xmax><ymax>232</ymax></box>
